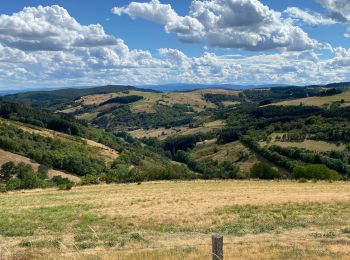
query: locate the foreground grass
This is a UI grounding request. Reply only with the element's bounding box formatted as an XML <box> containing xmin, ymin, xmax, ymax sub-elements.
<box><xmin>1</xmin><ymin>180</ymin><xmax>350</xmax><ymax>259</ymax></box>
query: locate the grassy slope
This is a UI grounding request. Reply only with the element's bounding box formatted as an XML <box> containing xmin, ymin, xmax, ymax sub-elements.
<box><xmin>129</xmin><ymin>120</ymin><xmax>226</xmax><ymax>140</ymax></box>
<box><xmin>2</xmin><ymin>181</ymin><xmax>350</xmax><ymax>259</ymax></box>
<box><xmin>72</xmin><ymin>89</ymin><xmax>240</xmax><ymax>121</ymax></box>
<box><xmin>260</xmin><ymin>133</ymin><xmax>347</xmax><ymax>153</ymax></box>
<box><xmin>0</xmin><ymin>149</ymin><xmax>80</xmax><ymax>183</ymax></box>
<box><xmin>270</xmin><ymin>91</ymin><xmax>350</xmax><ymax>107</ymax></box>
<box><xmin>190</xmin><ymin>139</ymin><xmax>259</xmax><ymax>175</ymax></box>
<box><xmin>3</xmin><ymin>85</ymin><xmax>142</xmax><ymax>109</ymax></box>
<box><xmin>0</xmin><ymin>118</ymin><xmax>119</xmax><ymax>163</ymax></box>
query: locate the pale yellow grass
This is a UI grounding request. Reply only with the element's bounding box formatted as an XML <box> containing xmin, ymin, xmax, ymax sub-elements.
<box><xmin>75</xmin><ymin>89</ymin><xmax>241</xmax><ymax>116</ymax></box>
<box><xmin>129</xmin><ymin>120</ymin><xmax>225</xmax><ymax>140</ymax></box>
<box><xmin>2</xmin><ymin>181</ymin><xmax>350</xmax><ymax>259</ymax></box>
<box><xmin>57</xmin><ymin>105</ymin><xmax>82</xmax><ymax>114</ymax></box>
<box><xmin>192</xmin><ymin>140</ymin><xmax>258</xmax><ymax>174</ymax></box>
<box><xmin>222</xmin><ymin>100</ymin><xmax>240</xmax><ymax>106</ymax></box>
<box><xmin>262</xmin><ymin>133</ymin><xmax>346</xmax><ymax>152</ymax></box>
<box><xmin>15</xmin><ymin>239</ymin><xmax>350</xmax><ymax>260</ymax></box>
<box><xmin>271</xmin><ymin>91</ymin><xmax>350</xmax><ymax>107</ymax></box>
<box><xmin>129</xmin><ymin>128</ymin><xmax>179</xmax><ymax>140</ymax></box>
<box><xmin>75</xmin><ymin>111</ymin><xmax>100</xmax><ymax>121</ymax></box>
<box><xmin>0</xmin><ymin>149</ymin><xmax>80</xmax><ymax>182</ymax></box>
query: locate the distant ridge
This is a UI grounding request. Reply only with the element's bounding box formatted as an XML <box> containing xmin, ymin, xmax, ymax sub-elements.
<box><xmin>1</xmin><ymin>81</ymin><xmax>349</xmax><ymax>97</ymax></box>
<box><xmin>139</xmin><ymin>83</ymin><xmax>290</xmax><ymax>92</ymax></box>
<box><xmin>2</xmin><ymin>85</ymin><xmax>158</xmax><ymax>109</ymax></box>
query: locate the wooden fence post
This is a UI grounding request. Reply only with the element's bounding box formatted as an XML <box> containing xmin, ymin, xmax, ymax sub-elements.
<box><xmin>212</xmin><ymin>233</ymin><xmax>223</xmax><ymax>260</ymax></box>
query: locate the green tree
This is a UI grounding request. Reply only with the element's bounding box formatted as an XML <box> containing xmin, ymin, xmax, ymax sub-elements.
<box><xmin>38</xmin><ymin>164</ymin><xmax>49</xmax><ymax>179</ymax></box>
<box><xmin>250</xmin><ymin>162</ymin><xmax>281</xmax><ymax>180</ymax></box>
<box><xmin>292</xmin><ymin>164</ymin><xmax>341</xmax><ymax>180</ymax></box>
<box><xmin>0</xmin><ymin>161</ymin><xmax>16</xmax><ymax>182</ymax></box>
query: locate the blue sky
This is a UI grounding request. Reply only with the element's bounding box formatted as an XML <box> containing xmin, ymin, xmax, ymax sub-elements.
<box><xmin>0</xmin><ymin>0</ymin><xmax>349</xmax><ymax>89</ymax></box>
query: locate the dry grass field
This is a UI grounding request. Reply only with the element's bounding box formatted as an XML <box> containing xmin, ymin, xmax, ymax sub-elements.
<box><xmin>191</xmin><ymin>139</ymin><xmax>259</xmax><ymax>174</ymax></box>
<box><xmin>2</xmin><ymin>180</ymin><xmax>350</xmax><ymax>259</ymax></box>
<box><xmin>270</xmin><ymin>91</ymin><xmax>350</xmax><ymax>107</ymax></box>
<box><xmin>261</xmin><ymin>133</ymin><xmax>347</xmax><ymax>153</ymax></box>
<box><xmin>129</xmin><ymin>120</ymin><xmax>226</xmax><ymax>140</ymax></box>
<box><xmin>73</xmin><ymin>89</ymin><xmax>241</xmax><ymax>118</ymax></box>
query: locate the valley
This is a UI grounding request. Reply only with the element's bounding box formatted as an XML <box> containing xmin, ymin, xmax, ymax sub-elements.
<box><xmin>1</xmin><ymin>83</ymin><xmax>350</xmax><ymax>259</ymax></box>
<box><xmin>1</xmin><ymin>1</ymin><xmax>350</xmax><ymax>258</ymax></box>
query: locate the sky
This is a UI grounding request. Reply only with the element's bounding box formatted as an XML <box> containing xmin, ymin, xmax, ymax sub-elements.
<box><xmin>0</xmin><ymin>0</ymin><xmax>349</xmax><ymax>89</ymax></box>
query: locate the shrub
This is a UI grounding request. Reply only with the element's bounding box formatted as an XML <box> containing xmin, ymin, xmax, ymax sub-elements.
<box><xmin>6</xmin><ymin>177</ymin><xmax>22</xmax><ymax>191</ymax></box>
<box><xmin>80</xmin><ymin>175</ymin><xmax>100</xmax><ymax>185</ymax></box>
<box><xmin>292</xmin><ymin>164</ymin><xmax>341</xmax><ymax>180</ymax></box>
<box><xmin>105</xmin><ymin>164</ymin><xmax>130</xmax><ymax>183</ymax></box>
<box><xmin>0</xmin><ymin>161</ymin><xmax>16</xmax><ymax>182</ymax></box>
<box><xmin>58</xmin><ymin>183</ymin><xmax>73</xmax><ymax>191</ymax></box>
<box><xmin>298</xmin><ymin>178</ymin><xmax>308</xmax><ymax>183</ymax></box>
<box><xmin>51</xmin><ymin>176</ymin><xmax>70</xmax><ymax>185</ymax></box>
<box><xmin>38</xmin><ymin>164</ymin><xmax>49</xmax><ymax>179</ymax></box>
<box><xmin>0</xmin><ymin>184</ymin><xmax>7</xmax><ymax>193</ymax></box>
<box><xmin>250</xmin><ymin>162</ymin><xmax>282</xmax><ymax>180</ymax></box>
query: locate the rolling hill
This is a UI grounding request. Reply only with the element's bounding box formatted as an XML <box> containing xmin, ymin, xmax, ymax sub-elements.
<box><xmin>3</xmin><ymin>85</ymin><xmax>158</xmax><ymax>109</ymax></box>
<box><xmin>1</xmin><ymin>82</ymin><xmax>350</xmax><ymax>189</ymax></box>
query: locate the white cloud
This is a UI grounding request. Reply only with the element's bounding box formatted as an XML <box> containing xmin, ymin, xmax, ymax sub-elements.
<box><xmin>283</xmin><ymin>1</ymin><xmax>350</xmax><ymax>38</ymax></box>
<box><xmin>0</xmin><ymin>5</ymin><xmax>118</xmax><ymax>51</ymax></box>
<box><xmin>317</xmin><ymin>0</ymin><xmax>350</xmax><ymax>37</ymax></box>
<box><xmin>0</xmin><ymin>5</ymin><xmax>349</xmax><ymax>89</ymax></box>
<box><xmin>113</xmin><ymin>0</ymin><xmax>318</xmax><ymax>51</ymax></box>
<box><xmin>317</xmin><ymin>0</ymin><xmax>350</xmax><ymax>22</ymax></box>
<box><xmin>284</xmin><ymin>7</ymin><xmax>336</xmax><ymax>26</ymax></box>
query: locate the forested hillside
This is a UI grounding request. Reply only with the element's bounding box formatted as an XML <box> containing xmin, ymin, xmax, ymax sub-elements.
<box><xmin>1</xmin><ymin>83</ymin><xmax>350</xmax><ymax>192</ymax></box>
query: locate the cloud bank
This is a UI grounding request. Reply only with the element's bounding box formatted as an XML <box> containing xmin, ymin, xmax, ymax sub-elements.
<box><xmin>113</xmin><ymin>0</ymin><xmax>318</xmax><ymax>51</ymax></box>
<box><xmin>0</xmin><ymin>4</ymin><xmax>349</xmax><ymax>89</ymax></box>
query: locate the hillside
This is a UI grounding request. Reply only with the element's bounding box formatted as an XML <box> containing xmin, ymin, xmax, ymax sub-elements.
<box><xmin>61</xmin><ymin>88</ymin><xmax>241</xmax><ymax>131</ymax></box>
<box><xmin>270</xmin><ymin>90</ymin><xmax>350</xmax><ymax>107</ymax></box>
<box><xmin>0</xmin><ymin>99</ymin><xmax>200</xmax><ymax>191</ymax></box>
<box><xmin>2</xmin><ymin>83</ymin><xmax>350</xmax><ymax>260</ymax></box>
<box><xmin>2</xmin><ymin>181</ymin><xmax>350</xmax><ymax>259</ymax></box>
<box><xmin>1</xmin><ymin>83</ymin><xmax>350</xmax><ymax>188</ymax></box>
<box><xmin>0</xmin><ymin>149</ymin><xmax>80</xmax><ymax>182</ymax></box>
<box><xmin>3</xmin><ymin>85</ymin><xmax>157</xmax><ymax>109</ymax></box>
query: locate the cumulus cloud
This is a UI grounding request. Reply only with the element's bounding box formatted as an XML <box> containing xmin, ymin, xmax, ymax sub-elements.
<box><xmin>113</xmin><ymin>0</ymin><xmax>318</xmax><ymax>51</ymax></box>
<box><xmin>316</xmin><ymin>0</ymin><xmax>350</xmax><ymax>37</ymax></box>
<box><xmin>0</xmin><ymin>5</ymin><xmax>118</xmax><ymax>51</ymax></box>
<box><xmin>285</xmin><ymin>7</ymin><xmax>336</xmax><ymax>26</ymax></box>
<box><xmin>285</xmin><ymin>1</ymin><xmax>350</xmax><ymax>37</ymax></box>
<box><xmin>317</xmin><ymin>0</ymin><xmax>350</xmax><ymax>22</ymax></box>
<box><xmin>0</xmin><ymin>5</ymin><xmax>349</xmax><ymax>89</ymax></box>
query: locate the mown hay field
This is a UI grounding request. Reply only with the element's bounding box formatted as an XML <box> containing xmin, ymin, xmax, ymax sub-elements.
<box><xmin>1</xmin><ymin>180</ymin><xmax>350</xmax><ymax>259</ymax></box>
